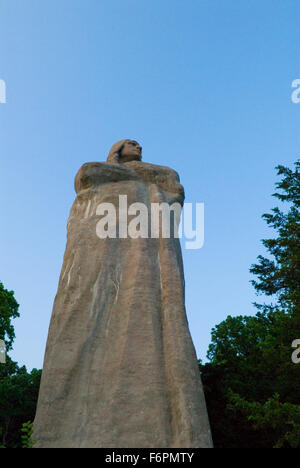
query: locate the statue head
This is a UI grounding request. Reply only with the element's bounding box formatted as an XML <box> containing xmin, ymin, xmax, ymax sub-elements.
<box><xmin>107</xmin><ymin>139</ymin><xmax>142</xmax><ymax>164</ymax></box>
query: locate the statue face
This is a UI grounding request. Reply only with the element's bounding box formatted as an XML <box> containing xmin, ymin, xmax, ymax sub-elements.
<box><xmin>120</xmin><ymin>140</ymin><xmax>142</xmax><ymax>162</ymax></box>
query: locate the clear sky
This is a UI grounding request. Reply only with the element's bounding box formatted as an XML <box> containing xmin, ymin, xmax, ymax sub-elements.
<box><xmin>0</xmin><ymin>0</ymin><xmax>299</xmax><ymax>370</ymax></box>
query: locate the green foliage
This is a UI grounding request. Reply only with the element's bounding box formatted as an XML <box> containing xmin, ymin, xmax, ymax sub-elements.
<box><xmin>21</xmin><ymin>421</ymin><xmax>36</xmax><ymax>448</ymax></box>
<box><xmin>0</xmin><ymin>427</ymin><xmax>5</xmax><ymax>448</ymax></box>
<box><xmin>202</xmin><ymin>161</ymin><xmax>300</xmax><ymax>448</ymax></box>
<box><xmin>0</xmin><ymin>362</ymin><xmax>41</xmax><ymax>448</ymax></box>
<box><xmin>0</xmin><ymin>282</ymin><xmax>19</xmax><ymax>351</ymax></box>
<box><xmin>228</xmin><ymin>392</ymin><xmax>300</xmax><ymax>448</ymax></box>
<box><xmin>250</xmin><ymin>161</ymin><xmax>300</xmax><ymax>313</ymax></box>
<box><xmin>0</xmin><ymin>280</ymin><xmax>41</xmax><ymax>448</ymax></box>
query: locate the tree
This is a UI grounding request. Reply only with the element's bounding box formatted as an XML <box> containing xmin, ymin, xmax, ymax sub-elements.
<box><xmin>250</xmin><ymin>161</ymin><xmax>300</xmax><ymax>314</ymax></box>
<box><xmin>0</xmin><ymin>364</ymin><xmax>41</xmax><ymax>447</ymax></box>
<box><xmin>201</xmin><ymin>161</ymin><xmax>300</xmax><ymax>448</ymax></box>
<box><xmin>0</xmin><ymin>282</ymin><xmax>41</xmax><ymax>448</ymax></box>
<box><xmin>0</xmin><ymin>282</ymin><xmax>19</xmax><ymax>351</ymax></box>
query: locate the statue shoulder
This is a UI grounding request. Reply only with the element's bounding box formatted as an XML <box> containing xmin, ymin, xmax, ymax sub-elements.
<box><xmin>74</xmin><ymin>161</ymin><xmax>140</xmax><ymax>194</ymax></box>
<box><xmin>125</xmin><ymin>161</ymin><xmax>181</xmax><ymax>184</ymax></box>
<box><xmin>124</xmin><ymin>161</ymin><xmax>184</xmax><ymax>204</ymax></box>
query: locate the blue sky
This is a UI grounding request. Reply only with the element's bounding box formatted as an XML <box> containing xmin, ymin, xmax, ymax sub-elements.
<box><xmin>0</xmin><ymin>0</ymin><xmax>299</xmax><ymax>370</ymax></box>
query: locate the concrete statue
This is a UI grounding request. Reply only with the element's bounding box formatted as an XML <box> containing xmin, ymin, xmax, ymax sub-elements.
<box><xmin>33</xmin><ymin>140</ymin><xmax>213</xmax><ymax>448</ymax></box>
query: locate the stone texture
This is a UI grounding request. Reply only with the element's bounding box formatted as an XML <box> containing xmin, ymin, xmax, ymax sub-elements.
<box><xmin>33</xmin><ymin>140</ymin><xmax>213</xmax><ymax>448</ymax></box>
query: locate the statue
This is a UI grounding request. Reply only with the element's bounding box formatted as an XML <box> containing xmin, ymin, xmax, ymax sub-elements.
<box><xmin>33</xmin><ymin>140</ymin><xmax>213</xmax><ymax>448</ymax></box>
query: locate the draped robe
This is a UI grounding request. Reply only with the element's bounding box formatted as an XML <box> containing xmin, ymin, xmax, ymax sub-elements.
<box><xmin>33</xmin><ymin>159</ymin><xmax>213</xmax><ymax>448</ymax></box>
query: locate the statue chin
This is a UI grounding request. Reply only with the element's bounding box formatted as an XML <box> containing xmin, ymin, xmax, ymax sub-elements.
<box><xmin>120</xmin><ymin>153</ymin><xmax>142</xmax><ymax>163</ymax></box>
